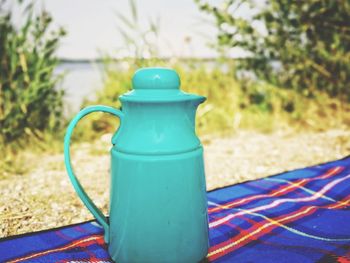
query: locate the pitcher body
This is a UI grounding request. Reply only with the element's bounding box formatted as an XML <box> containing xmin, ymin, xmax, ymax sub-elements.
<box><xmin>109</xmin><ymin>148</ymin><xmax>208</xmax><ymax>262</ymax></box>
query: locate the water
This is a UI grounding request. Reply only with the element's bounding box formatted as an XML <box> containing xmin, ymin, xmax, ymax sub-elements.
<box><xmin>55</xmin><ymin>62</ymin><xmax>104</xmax><ymax>115</ymax></box>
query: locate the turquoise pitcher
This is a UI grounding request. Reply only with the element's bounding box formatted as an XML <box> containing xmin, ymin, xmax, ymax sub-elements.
<box><xmin>64</xmin><ymin>67</ymin><xmax>209</xmax><ymax>263</ymax></box>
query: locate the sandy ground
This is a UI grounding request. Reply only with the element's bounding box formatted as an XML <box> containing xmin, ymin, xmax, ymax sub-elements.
<box><xmin>1</xmin><ymin>129</ymin><xmax>350</xmax><ymax>237</ymax></box>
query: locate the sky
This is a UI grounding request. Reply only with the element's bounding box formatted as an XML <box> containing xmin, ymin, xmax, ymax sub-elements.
<box><xmin>11</xmin><ymin>0</ymin><xmax>222</xmax><ymax>60</ymax></box>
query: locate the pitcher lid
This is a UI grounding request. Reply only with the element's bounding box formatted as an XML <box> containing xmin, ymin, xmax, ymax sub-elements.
<box><xmin>119</xmin><ymin>67</ymin><xmax>205</xmax><ymax>103</ymax></box>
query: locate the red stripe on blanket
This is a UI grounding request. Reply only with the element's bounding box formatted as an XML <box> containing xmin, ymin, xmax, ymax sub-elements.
<box><xmin>208</xmin><ymin>194</ymin><xmax>350</xmax><ymax>261</ymax></box>
<box><xmin>208</xmin><ymin>166</ymin><xmax>344</xmax><ymax>215</ymax></box>
<box><xmin>8</xmin><ymin>234</ymin><xmax>105</xmax><ymax>263</ymax></box>
<box><xmin>209</xmin><ymin>170</ymin><xmax>349</xmax><ymax>229</ymax></box>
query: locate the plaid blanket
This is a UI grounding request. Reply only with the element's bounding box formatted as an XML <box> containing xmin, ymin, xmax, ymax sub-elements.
<box><xmin>1</xmin><ymin>156</ymin><xmax>350</xmax><ymax>262</ymax></box>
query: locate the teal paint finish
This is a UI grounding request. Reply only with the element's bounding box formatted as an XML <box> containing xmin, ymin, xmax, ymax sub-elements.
<box><xmin>112</xmin><ymin>99</ymin><xmax>205</xmax><ymax>155</ymax></box>
<box><xmin>120</xmin><ymin>67</ymin><xmax>206</xmax><ymax>103</ymax></box>
<box><xmin>109</xmin><ymin>148</ymin><xmax>208</xmax><ymax>262</ymax></box>
<box><xmin>132</xmin><ymin>67</ymin><xmax>180</xmax><ymax>90</ymax></box>
<box><xmin>64</xmin><ymin>105</ymin><xmax>124</xmax><ymax>243</ymax></box>
<box><xmin>64</xmin><ymin>68</ymin><xmax>209</xmax><ymax>262</ymax></box>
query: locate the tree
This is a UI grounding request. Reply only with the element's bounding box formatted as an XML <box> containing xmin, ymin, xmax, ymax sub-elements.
<box><xmin>195</xmin><ymin>0</ymin><xmax>350</xmax><ymax>100</ymax></box>
<box><xmin>0</xmin><ymin>1</ymin><xmax>66</xmax><ymax>147</ymax></box>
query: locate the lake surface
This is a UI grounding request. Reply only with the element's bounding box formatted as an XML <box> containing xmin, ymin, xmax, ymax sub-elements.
<box><xmin>55</xmin><ymin>62</ymin><xmax>104</xmax><ymax>115</ymax></box>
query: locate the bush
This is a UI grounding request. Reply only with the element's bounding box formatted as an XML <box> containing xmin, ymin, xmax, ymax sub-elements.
<box><xmin>0</xmin><ymin>1</ymin><xmax>66</xmax><ymax>149</ymax></box>
<box><xmin>195</xmin><ymin>0</ymin><xmax>350</xmax><ymax>100</ymax></box>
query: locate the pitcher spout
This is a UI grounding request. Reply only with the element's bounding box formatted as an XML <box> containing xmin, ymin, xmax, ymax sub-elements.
<box><xmin>192</xmin><ymin>95</ymin><xmax>206</xmax><ymax>106</ymax></box>
<box><xmin>186</xmin><ymin>94</ymin><xmax>206</xmax><ymax>128</ymax></box>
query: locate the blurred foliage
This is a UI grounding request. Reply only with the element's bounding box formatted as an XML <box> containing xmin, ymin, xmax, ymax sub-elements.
<box><xmin>79</xmin><ymin>0</ymin><xmax>350</xmax><ymax>140</ymax></box>
<box><xmin>83</xmin><ymin>61</ymin><xmax>239</xmax><ymax>138</ymax></box>
<box><xmin>81</xmin><ymin>59</ymin><xmax>350</xmax><ymax>141</ymax></box>
<box><xmin>114</xmin><ymin>0</ymin><xmax>160</xmax><ymax>63</ymax></box>
<box><xmin>0</xmin><ymin>0</ymin><xmax>66</xmax><ymax>152</ymax></box>
<box><xmin>2</xmin><ymin>0</ymin><xmax>350</xmax><ymax>176</ymax></box>
<box><xmin>195</xmin><ymin>0</ymin><xmax>350</xmax><ymax>100</ymax></box>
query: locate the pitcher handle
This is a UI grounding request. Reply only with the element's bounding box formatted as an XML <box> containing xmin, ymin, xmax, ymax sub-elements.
<box><xmin>64</xmin><ymin>105</ymin><xmax>124</xmax><ymax>243</ymax></box>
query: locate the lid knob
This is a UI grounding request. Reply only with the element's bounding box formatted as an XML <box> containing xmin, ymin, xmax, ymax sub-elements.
<box><xmin>132</xmin><ymin>67</ymin><xmax>180</xmax><ymax>90</ymax></box>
